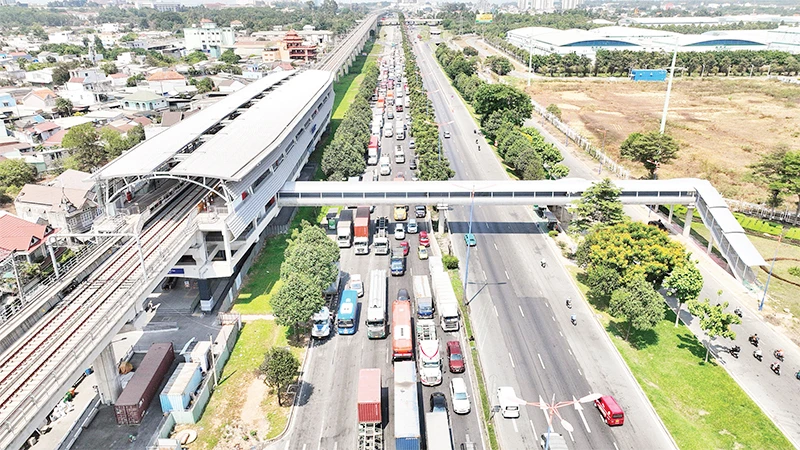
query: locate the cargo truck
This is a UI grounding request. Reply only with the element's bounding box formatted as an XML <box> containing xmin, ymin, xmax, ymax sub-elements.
<box><xmin>412</xmin><ymin>275</ymin><xmax>433</xmax><ymax>318</ymax></box>
<box><xmin>115</xmin><ymin>343</ymin><xmax>174</xmax><ymax>425</ymax></box>
<box><xmin>366</xmin><ymin>270</ymin><xmax>387</xmax><ymax>339</ymax></box>
<box><xmin>368</xmin><ymin>136</ymin><xmax>379</xmax><ymax>164</ymax></box>
<box><xmin>540</xmin><ymin>433</ymin><xmax>569</xmax><ymax>450</ymax></box>
<box><xmin>379</xmin><ymin>155</ymin><xmax>391</xmax><ymax>176</ymax></box>
<box><xmin>337</xmin><ymin>209</ymin><xmax>354</xmax><ymax>248</ymax></box>
<box><xmin>425</xmin><ymin>411</ymin><xmax>454</xmax><ymax>450</ymax></box>
<box><xmin>354</xmin><ymin>206</ymin><xmax>371</xmax><ymax>255</ymax></box>
<box><xmin>391</xmin><ymin>247</ymin><xmax>405</xmax><ymax>276</ymax></box>
<box><xmin>358</xmin><ymin>369</ymin><xmax>383</xmax><ymax>450</ymax></box>
<box><xmin>374</xmin><ymin>228</ymin><xmax>390</xmax><ymax>255</ymax></box>
<box><xmin>416</xmin><ymin>319</ymin><xmax>442</xmax><ymax>386</ymax></box>
<box><xmin>432</xmin><ymin>271</ymin><xmax>460</xmax><ymax>331</ymax></box>
<box><xmin>394</xmin><ymin>361</ymin><xmax>421</xmax><ymax>450</ymax></box>
<box><xmin>311</xmin><ymin>306</ymin><xmax>332</xmax><ymax>338</ymax></box>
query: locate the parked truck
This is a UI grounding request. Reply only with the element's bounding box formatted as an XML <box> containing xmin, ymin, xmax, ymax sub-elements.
<box><xmin>416</xmin><ymin>319</ymin><xmax>442</xmax><ymax>386</ymax></box>
<box><xmin>391</xmin><ymin>247</ymin><xmax>406</xmax><ymax>276</ymax></box>
<box><xmin>115</xmin><ymin>343</ymin><xmax>174</xmax><ymax>425</ymax></box>
<box><xmin>540</xmin><ymin>433</ymin><xmax>569</xmax><ymax>450</ymax></box>
<box><xmin>432</xmin><ymin>271</ymin><xmax>460</xmax><ymax>331</ymax></box>
<box><xmin>374</xmin><ymin>228</ymin><xmax>390</xmax><ymax>255</ymax></box>
<box><xmin>412</xmin><ymin>275</ymin><xmax>433</xmax><ymax>319</ymax></box>
<box><xmin>425</xmin><ymin>411</ymin><xmax>454</xmax><ymax>450</ymax></box>
<box><xmin>394</xmin><ymin>361</ymin><xmax>421</xmax><ymax>450</ymax></box>
<box><xmin>311</xmin><ymin>306</ymin><xmax>332</xmax><ymax>339</ymax></box>
<box><xmin>354</xmin><ymin>206</ymin><xmax>371</xmax><ymax>255</ymax></box>
<box><xmin>358</xmin><ymin>369</ymin><xmax>383</xmax><ymax>450</ymax></box>
<box><xmin>379</xmin><ymin>155</ymin><xmax>391</xmax><ymax>176</ymax></box>
<box><xmin>337</xmin><ymin>209</ymin><xmax>354</xmax><ymax>248</ymax></box>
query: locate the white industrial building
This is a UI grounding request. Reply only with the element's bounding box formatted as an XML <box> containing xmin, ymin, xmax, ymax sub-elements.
<box><xmin>183</xmin><ymin>19</ymin><xmax>236</xmax><ymax>58</ymax></box>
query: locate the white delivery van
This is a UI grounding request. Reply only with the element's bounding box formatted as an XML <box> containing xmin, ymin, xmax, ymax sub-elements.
<box><xmin>379</xmin><ymin>155</ymin><xmax>391</xmax><ymax>176</ymax></box>
<box><xmin>394</xmin><ymin>145</ymin><xmax>405</xmax><ymax>164</ymax></box>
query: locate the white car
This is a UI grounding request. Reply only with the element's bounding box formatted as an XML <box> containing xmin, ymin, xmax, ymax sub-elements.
<box><xmin>450</xmin><ymin>378</ymin><xmax>471</xmax><ymax>414</ymax></box>
<box><xmin>394</xmin><ymin>223</ymin><xmax>406</xmax><ymax>240</ymax></box>
<box><xmin>407</xmin><ymin>218</ymin><xmax>418</xmax><ymax>234</ymax></box>
<box><xmin>348</xmin><ymin>274</ymin><xmax>364</xmax><ymax>297</ymax></box>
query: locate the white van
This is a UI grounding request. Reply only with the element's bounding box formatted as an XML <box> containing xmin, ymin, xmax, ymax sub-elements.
<box><xmin>384</xmin><ymin>126</ymin><xmax>393</xmax><ymax>138</ymax></box>
<box><xmin>394</xmin><ymin>146</ymin><xmax>405</xmax><ymax>163</ymax></box>
<box><xmin>379</xmin><ymin>155</ymin><xmax>391</xmax><ymax>176</ymax></box>
<box><xmin>497</xmin><ymin>386</ymin><xmax>521</xmax><ymax>418</ymax></box>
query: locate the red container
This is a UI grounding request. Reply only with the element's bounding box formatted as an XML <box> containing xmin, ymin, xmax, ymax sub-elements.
<box><xmin>114</xmin><ymin>343</ymin><xmax>175</xmax><ymax>425</ymax></box>
<box><xmin>357</xmin><ymin>368</ymin><xmax>382</xmax><ymax>424</ymax></box>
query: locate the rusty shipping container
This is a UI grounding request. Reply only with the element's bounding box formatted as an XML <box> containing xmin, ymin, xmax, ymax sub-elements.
<box><xmin>357</xmin><ymin>368</ymin><xmax>382</xmax><ymax>423</ymax></box>
<box><xmin>115</xmin><ymin>342</ymin><xmax>175</xmax><ymax>425</ymax></box>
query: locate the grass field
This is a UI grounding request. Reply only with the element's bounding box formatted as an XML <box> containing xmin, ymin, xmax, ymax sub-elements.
<box><xmin>525</xmin><ymin>77</ymin><xmax>800</xmax><ymax>201</ymax></box>
<box><xmin>568</xmin><ymin>266</ymin><xmax>792</xmax><ymax>450</ymax></box>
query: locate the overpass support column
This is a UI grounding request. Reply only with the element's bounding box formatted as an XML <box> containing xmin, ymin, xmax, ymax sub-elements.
<box><xmin>199</xmin><ymin>279</ymin><xmax>213</xmax><ymax>312</ymax></box>
<box><xmin>683</xmin><ymin>205</ymin><xmax>694</xmax><ymax>237</ymax></box>
<box><xmin>667</xmin><ymin>205</ymin><xmax>674</xmax><ymax>224</ymax></box>
<box><xmin>93</xmin><ymin>344</ymin><xmax>121</xmax><ymax>405</ymax></box>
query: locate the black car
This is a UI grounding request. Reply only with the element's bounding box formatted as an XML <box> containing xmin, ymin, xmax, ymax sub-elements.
<box><xmin>430</xmin><ymin>392</ymin><xmax>448</xmax><ymax>412</ymax></box>
<box><xmin>397</xmin><ymin>288</ymin><xmax>410</xmax><ymax>302</ymax></box>
<box><xmin>409</xmin><ymin>159</ymin><xmax>417</xmax><ymax>170</ymax></box>
<box><xmin>415</xmin><ymin>205</ymin><xmax>426</xmax><ymax>218</ymax></box>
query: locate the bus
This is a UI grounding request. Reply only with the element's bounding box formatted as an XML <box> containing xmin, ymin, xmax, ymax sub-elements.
<box><xmin>337</xmin><ymin>289</ymin><xmax>359</xmax><ymax>335</ymax></box>
<box><xmin>392</xmin><ymin>300</ymin><xmax>413</xmax><ymax>360</ymax></box>
<box><xmin>366</xmin><ymin>270</ymin><xmax>387</xmax><ymax>339</ymax></box>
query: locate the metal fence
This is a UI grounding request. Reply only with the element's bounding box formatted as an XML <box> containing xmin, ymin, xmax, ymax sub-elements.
<box><xmin>726</xmin><ymin>199</ymin><xmax>800</xmax><ymax>226</ymax></box>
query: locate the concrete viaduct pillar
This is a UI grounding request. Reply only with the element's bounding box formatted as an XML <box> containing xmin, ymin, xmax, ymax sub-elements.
<box><xmin>93</xmin><ymin>344</ymin><xmax>121</xmax><ymax>405</ymax></box>
<box><xmin>199</xmin><ymin>279</ymin><xmax>213</xmax><ymax>311</ymax></box>
<box><xmin>683</xmin><ymin>205</ymin><xmax>694</xmax><ymax>237</ymax></box>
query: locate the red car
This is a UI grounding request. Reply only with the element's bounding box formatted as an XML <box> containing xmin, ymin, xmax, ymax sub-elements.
<box><xmin>447</xmin><ymin>341</ymin><xmax>465</xmax><ymax>373</ymax></box>
<box><xmin>400</xmin><ymin>240</ymin><xmax>409</xmax><ymax>255</ymax></box>
<box><xmin>419</xmin><ymin>231</ymin><xmax>430</xmax><ymax>247</ymax></box>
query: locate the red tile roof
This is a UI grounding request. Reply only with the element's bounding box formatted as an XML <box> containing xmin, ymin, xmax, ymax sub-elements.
<box><xmin>147</xmin><ymin>70</ymin><xmax>185</xmax><ymax>82</ymax></box>
<box><xmin>43</xmin><ymin>129</ymin><xmax>68</xmax><ymax>147</ymax></box>
<box><xmin>0</xmin><ymin>212</ymin><xmax>54</xmax><ymax>255</ymax></box>
<box><xmin>132</xmin><ymin>116</ymin><xmax>152</xmax><ymax>126</ymax></box>
<box><xmin>68</xmin><ymin>77</ymin><xmax>85</xmax><ymax>83</ymax></box>
<box><xmin>34</xmin><ymin>122</ymin><xmax>60</xmax><ymax>133</ymax></box>
<box><xmin>31</xmin><ymin>88</ymin><xmax>56</xmax><ymax>100</ymax></box>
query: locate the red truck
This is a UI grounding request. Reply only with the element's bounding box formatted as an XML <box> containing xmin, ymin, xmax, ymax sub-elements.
<box><xmin>357</xmin><ymin>369</ymin><xmax>382</xmax><ymax>450</ymax></box>
<box><xmin>354</xmin><ymin>206</ymin><xmax>370</xmax><ymax>255</ymax></box>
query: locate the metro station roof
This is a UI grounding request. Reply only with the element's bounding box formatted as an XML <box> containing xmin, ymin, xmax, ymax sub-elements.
<box><xmin>95</xmin><ymin>70</ymin><xmax>300</xmax><ymax>180</ymax></box>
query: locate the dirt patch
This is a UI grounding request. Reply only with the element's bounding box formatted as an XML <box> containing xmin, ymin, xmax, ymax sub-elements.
<box><xmin>526</xmin><ymin>77</ymin><xmax>800</xmax><ymax>202</ymax></box>
<box><xmin>240</xmin><ymin>378</ymin><xmax>269</xmax><ymax>433</ymax></box>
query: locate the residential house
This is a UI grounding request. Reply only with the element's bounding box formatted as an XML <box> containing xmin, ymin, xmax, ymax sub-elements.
<box><xmin>15</xmin><ymin>121</ymin><xmax>61</xmax><ymax>145</ymax></box>
<box><xmin>0</xmin><ymin>92</ymin><xmax>18</xmax><ymax>116</ymax></box>
<box><xmin>108</xmin><ymin>72</ymin><xmax>129</xmax><ymax>88</ymax></box>
<box><xmin>15</xmin><ymin>169</ymin><xmax>100</xmax><ymax>234</ymax></box>
<box><xmin>146</xmin><ymin>70</ymin><xmax>187</xmax><ymax>95</ymax></box>
<box><xmin>183</xmin><ymin>20</ymin><xmax>236</xmax><ymax>58</ymax></box>
<box><xmin>0</xmin><ymin>211</ymin><xmax>57</xmax><ymax>262</ymax></box>
<box><xmin>25</xmin><ymin>68</ymin><xmax>54</xmax><ymax>85</ymax></box>
<box><xmin>21</xmin><ymin>89</ymin><xmax>57</xmax><ymax>111</ymax></box>
<box><xmin>216</xmin><ymin>78</ymin><xmax>246</xmax><ymax>93</ymax></box>
<box><xmin>122</xmin><ymin>91</ymin><xmax>167</xmax><ymax>111</ymax></box>
<box><xmin>58</xmin><ymin>68</ymin><xmax>113</xmax><ymax>107</ymax></box>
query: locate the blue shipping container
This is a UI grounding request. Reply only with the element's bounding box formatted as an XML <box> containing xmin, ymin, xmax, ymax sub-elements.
<box><xmin>395</xmin><ymin>438</ymin><xmax>421</xmax><ymax>450</ymax></box>
<box><xmin>159</xmin><ymin>362</ymin><xmax>203</xmax><ymax>413</ymax></box>
<box><xmin>631</xmin><ymin>69</ymin><xmax>667</xmax><ymax>82</ymax></box>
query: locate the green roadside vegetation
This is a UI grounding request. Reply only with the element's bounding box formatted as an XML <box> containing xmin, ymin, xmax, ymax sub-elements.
<box><xmin>566</xmin><ymin>265</ymin><xmax>791</xmax><ymax>450</ymax></box>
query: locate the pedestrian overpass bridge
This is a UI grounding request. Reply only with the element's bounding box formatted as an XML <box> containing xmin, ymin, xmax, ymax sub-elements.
<box><xmin>278</xmin><ymin>178</ymin><xmax>766</xmax><ymax>284</ymax></box>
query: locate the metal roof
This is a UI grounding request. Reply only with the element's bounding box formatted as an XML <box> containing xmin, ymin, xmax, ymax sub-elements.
<box><xmin>94</xmin><ymin>70</ymin><xmax>295</xmax><ymax>180</ymax></box>
<box><xmin>170</xmin><ymin>70</ymin><xmax>333</xmax><ymax>181</ymax></box>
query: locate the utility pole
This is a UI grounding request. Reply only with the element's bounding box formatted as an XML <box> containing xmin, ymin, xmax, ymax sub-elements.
<box><xmin>527</xmin><ymin>38</ymin><xmax>533</xmax><ymax>87</ymax></box>
<box><xmin>660</xmin><ymin>39</ymin><xmax>678</xmax><ymax>134</ymax></box>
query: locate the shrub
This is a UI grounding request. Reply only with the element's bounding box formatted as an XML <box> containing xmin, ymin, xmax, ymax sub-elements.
<box><xmin>548</xmin><ymin>230</ymin><xmax>559</xmax><ymax>238</ymax></box>
<box><xmin>443</xmin><ymin>254</ymin><xmax>459</xmax><ymax>270</ymax></box>
<box><xmin>789</xmin><ymin>267</ymin><xmax>800</xmax><ymax>278</ymax></box>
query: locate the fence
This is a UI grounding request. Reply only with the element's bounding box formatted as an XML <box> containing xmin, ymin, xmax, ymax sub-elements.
<box><xmin>726</xmin><ymin>199</ymin><xmax>800</xmax><ymax>226</ymax></box>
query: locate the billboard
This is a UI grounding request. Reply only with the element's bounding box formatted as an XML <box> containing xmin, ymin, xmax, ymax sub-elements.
<box><xmin>475</xmin><ymin>13</ymin><xmax>493</xmax><ymax>24</ymax></box>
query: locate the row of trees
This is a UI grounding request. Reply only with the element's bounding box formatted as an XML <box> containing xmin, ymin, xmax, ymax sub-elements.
<box><xmin>61</xmin><ymin>122</ymin><xmax>146</xmax><ymax>172</ymax></box>
<box><xmin>492</xmin><ymin>36</ymin><xmax>800</xmax><ymax>77</ymax></box>
<box><xmin>271</xmin><ymin>221</ymin><xmax>340</xmax><ymax>333</ymax></box>
<box><xmin>572</xmin><ymin>179</ymin><xmax>739</xmax><ymax>359</ymax></box>
<box><xmin>749</xmin><ymin>147</ymin><xmax>800</xmax><ymax>216</ymax></box>
<box><xmin>320</xmin><ymin>60</ymin><xmax>378</xmax><ymax>181</ymax></box>
<box><xmin>485</xmin><ymin>54</ymin><xmax>513</xmax><ymax>76</ymax></box>
<box><xmin>435</xmin><ymin>44</ymin><xmax>568</xmax><ymax>180</ymax></box>
<box><xmin>400</xmin><ymin>15</ymin><xmax>455</xmax><ymax>181</ymax></box>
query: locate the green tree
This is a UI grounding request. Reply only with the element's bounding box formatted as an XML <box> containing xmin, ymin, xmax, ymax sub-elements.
<box><xmin>30</xmin><ymin>25</ymin><xmax>48</xmax><ymax>41</ymax></box>
<box><xmin>487</xmin><ymin>55</ymin><xmax>513</xmax><ymax>75</ymax></box>
<box><xmin>100</xmin><ymin>62</ymin><xmax>118</xmax><ymax>75</ymax></box>
<box><xmin>749</xmin><ymin>147</ymin><xmax>800</xmax><ymax>217</ymax></box>
<box><xmin>52</xmin><ymin>64</ymin><xmax>71</xmax><ymax>85</ymax></box>
<box><xmin>463</xmin><ymin>46</ymin><xmax>478</xmax><ymax>57</ymax></box>
<box><xmin>62</xmin><ymin>123</ymin><xmax>104</xmax><ymax>171</ymax></box>
<box><xmin>126</xmin><ymin>124</ymin><xmax>146</xmax><ymax>147</ymax></box>
<box><xmin>258</xmin><ymin>347</ymin><xmax>300</xmax><ymax>406</ymax></box>
<box><xmin>609</xmin><ymin>275</ymin><xmax>665</xmax><ymax>341</ymax></box>
<box><xmin>271</xmin><ymin>272</ymin><xmax>325</xmax><ymax>333</ymax></box>
<box><xmin>100</xmin><ymin>127</ymin><xmax>131</xmax><ymax>159</ymax></box>
<box><xmin>184</xmin><ymin>50</ymin><xmax>208</xmax><ymax>64</ymax></box>
<box><xmin>126</xmin><ymin>73</ymin><xmax>145</xmax><ymax>87</ymax></box>
<box><xmin>664</xmin><ymin>263</ymin><xmax>704</xmax><ymax>327</ymax></box>
<box><xmin>571</xmin><ymin>178</ymin><xmax>625</xmax><ymax>232</ymax></box>
<box><xmin>55</xmin><ymin>97</ymin><xmax>73</xmax><ymax>117</ymax></box>
<box><xmin>473</xmin><ymin>84</ymin><xmax>532</xmax><ymax>126</ymax></box>
<box><xmin>0</xmin><ymin>158</ymin><xmax>36</xmax><ymax>188</ymax></box>
<box><xmin>546</xmin><ymin>103</ymin><xmax>562</xmax><ymax>121</ymax></box>
<box><xmin>219</xmin><ymin>48</ymin><xmax>241</xmax><ymax>65</ymax></box>
<box><xmin>686</xmin><ymin>298</ymin><xmax>741</xmax><ymax>362</ymax></box>
<box><xmin>585</xmin><ymin>264</ymin><xmax>622</xmax><ymax>304</ymax></box>
<box><xmin>619</xmin><ymin>131</ymin><xmax>680</xmax><ymax>179</ymax></box>
<box><xmin>120</xmin><ymin>32</ymin><xmax>138</xmax><ymax>42</ymax></box>
<box><xmin>190</xmin><ymin>77</ymin><xmax>214</xmax><ymax>93</ymax></box>
<box><xmin>286</xmin><ymin>220</ymin><xmax>340</xmax><ymax>265</ymax></box>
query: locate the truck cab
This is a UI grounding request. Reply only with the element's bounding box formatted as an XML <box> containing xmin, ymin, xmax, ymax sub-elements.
<box><xmin>311</xmin><ymin>306</ymin><xmax>332</xmax><ymax>338</ymax></box>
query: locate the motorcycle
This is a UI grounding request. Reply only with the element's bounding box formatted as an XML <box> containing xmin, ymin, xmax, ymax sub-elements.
<box><xmin>566</xmin><ymin>299</ymin><xmax>572</xmax><ymax>309</ymax></box>
<box><xmin>749</xmin><ymin>335</ymin><xmax>760</xmax><ymax>347</ymax></box>
<box><xmin>570</xmin><ymin>315</ymin><xmax>577</xmax><ymax>326</ymax></box>
<box><xmin>774</xmin><ymin>350</ymin><xmax>785</xmax><ymax>362</ymax></box>
<box><xmin>730</xmin><ymin>346</ymin><xmax>740</xmax><ymax>359</ymax></box>
<box><xmin>753</xmin><ymin>350</ymin><xmax>763</xmax><ymax>362</ymax></box>
<box><xmin>540</xmin><ymin>260</ymin><xmax>547</xmax><ymax>268</ymax></box>
<box><xmin>796</xmin><ymin>371</ymin><xmax>800</xmax><ymax>380</ymax></box>
<box><xmin>734</xmin><ymin>308</ymin><xmax>742</xmax><ymax>318</ymax></box>
<box><xmin>771</xmin><ymin>362</ymin><xmax>781</xmax><ymax>375</ymax></box>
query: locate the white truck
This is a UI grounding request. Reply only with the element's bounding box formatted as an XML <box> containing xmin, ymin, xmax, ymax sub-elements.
<box><xmin>395</xmin><ymin>121</ymin><xmax>405</xmax><ymax>140</ymax></box>
<box><xmin>337</xmin><ymin>209</ymin><xmax>353</xmax><ymax>248</ymax></box>
<box><xmin>431</xmin><ymin>271</ymin><xmax>460</xmax><ymax>332</ymax></box>
<box><xmin>540</xmin><ymin>433</ymin><xmax>568</xmax><ymax>450</ymax></box>
<box><xmin>416</xmin><ymin>319</ymin><xmax>442</xmax><ymax>386</ymax></box>
<box><xmin>379</xmin><ymin>155</ymin><xmax>391</xmax><ymax>176</ymax></box>
<box><xmin>374</xmin><ymin>228</ymin><xmax>389</xmax><ymax>255</ymax></box>
<box><xmin>425</xmin><ymin>411</ymin><xmax>454</xmax><ymax>450</ymax></box>
<box><xmin>412</xmin><ymin>275</ymin><xmax>434</xmax><ymax>319</ymax></box>
<box><xmin>311</xmin><ymin>306</ymin><xmax>332</xmax><ymax>338</ymax></box>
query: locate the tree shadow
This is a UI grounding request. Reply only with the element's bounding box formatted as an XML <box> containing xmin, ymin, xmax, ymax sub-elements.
<box><xmin>676</xmin><ymin>333</ymin><xmax>716</xmax><ymax>365</ymax></box>
<box><xmin>295</xmin><ymin>381</ymin><xmax>314</xmax><ymax>407</ymax></box>
<box><xmin>605</xmin><ymin>319</ymin><xmax>660</xmax><ymax>350</ymax></box>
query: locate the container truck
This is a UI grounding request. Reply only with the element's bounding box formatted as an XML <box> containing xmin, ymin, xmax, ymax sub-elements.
<box><xmin>337</xmin><ymin>209</ymin><xmax>354</xmax><ymax>248</ymax></box>
<box><xmin>368</xmin><ymin>136</ymin><xmax>379</xmax><ymax>164</ymax></box>
<box><xmin>366</xmin><ymin>270</ymin><xmax>387</xmax><ymax>339</ymax></box>
<box><xmin>432</xmin><ymin>271</ymin><xmax>460</xmax><ymax>331</ymax></box>
<box><xmin>425</xmin><ymin>411</ymin><xmax>454</xmax><ymax>450</ymax></box>
<box><xmin>412</xmin><ymin>275</ymin><xmax>433</xmax><ymax>319</ymax></box>
<box><xmin>358</xmin><ymin>369</ymin><xmax>383</xmax><ymax>450</ymax></box>
<box><xmin>159</xmin><ymin>362</ymin><xmax>202</xmax><ymax>413</ymax></box>
<box><xmin>390</xmin><ymin>247</ymin><xmax>405</xmax><ymax>276</ymax></box>
<box><xmin>416</xmin><ymin>319</ymin><xmax>442</xmax><ymax>386</ymax></box>
<box><xmin>392</xmin><ymin>300</ymin><xmax>413</xmax><ymax>360</ymax></box>
<box><xmin>374</xmin><ymin>228</ymin><xmax>390</xmax><ymax>255</ymax></box>
<box><xmin>115</xmin><ymin>343</ymin><xmax>174</xmax><ymax>425</ymax></box>
<box><xmin>354</xmin><ymin>206</ymin><xmax>371</xmax><ymax>255</ymax></box>
<box><xmin>394</xmin><ymin>361</ymin><xmax>421</xmax><ymax>450</ymax></box>
<box><xmin>323</xmin><ymin>262</ymin><xmax>341</xmax><ymax>303</ymax></box>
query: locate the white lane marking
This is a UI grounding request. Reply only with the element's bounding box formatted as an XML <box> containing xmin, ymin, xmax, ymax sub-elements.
<box><xmin>518</xmin><ymin>305</ymin><xmax>525</xmax><ymax>317</ymax></box>
<box><xmin>529</xmin><ymin>419</ymin><xmax>537</xmax><ymax>436</ymax></box>
<box><xmin>575</xmin><ymin>398</ymin><xmax>592</xmax><ymax>434</ymax></box>
<box><xmin>512</xmin><ymin>419</ymin><xmax>519</xmax><ymax>433</ymax></box>
<box><xmin>494</xmin><ymin>243</ymin><xmax>498</xmax><ymax>250</ymax></box>
<box><xmin>284</xmin><ymin>441</ymin><xmax>291</xmax><ymax>450</ymax></box>
<box><xmin>613</xmin><ymin>442</ymin><xmax>620</xmax><ymax>450</ymax></box>
<box><xmin>551</xmin><ymin>315</ymin><xmax>555</xmax><ymax>321</ymax></box>
<box><xmin>334</xmin><ymin>442</ymin><xmax>338</xmax><ymax>450</ymax></box>
<box><xmin>559</xmin><ymin>331</ymin><xmax>563</xmax><ymax>337</ymax></box>
<box><xmin>483</xmin><ymin>270</ymin><xmax>486</xmax><ymax>279</ymax></box>
<box><xmin>509</xmin><ymin>353</ymin><xmax>516</xmax><ymax>368</ymax></box>
<box><xmin>579</xmin><ymin>369</ymin><xmax>583</xmax><ymax>376</ymax></box>
<box><xmin>505</xmin><ymin>270</ymin><xmax>509</xmax><ymax>280</ymax></box>
<box><xmin>538</xmin><ymin>353</ymin><xmax>545</xmax><ymax>370</ymax></box>
<box><xmin>302</xmin><ymin>445</ymin><xmax>307</xmax><ymax>450</ymax></box>
<box><xmin>386</xmin><ymin>347</ymin><xmax>389</xmax><ymax>364</ymax></box>
<box><xmin>545</xmin><ymin>302</ymin><xmax>549</xmax><ymax>308</ymax></box>
<box><xmin>568</xmin><ymin>430</ymin><xmax>575</xmax><ymax>442</ymax></box>
<box><xmin>568</xmin><ymin>348</ymin><xmax>573</xmax><ymax>357</ymax></box>
<box><xmin>539</xmin><ymin>289</ymin><xmax>543</xmax><ymax>296</ymax></box>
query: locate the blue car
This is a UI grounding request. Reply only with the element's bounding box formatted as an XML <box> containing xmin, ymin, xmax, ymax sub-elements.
<box><xmin>464</xmin><ymin>233</ymin><xmax>477</xmax><ymax>247</ymax></box>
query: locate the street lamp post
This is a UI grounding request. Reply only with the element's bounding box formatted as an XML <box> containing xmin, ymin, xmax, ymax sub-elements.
<box><xmin>660</xmin><ymin>39</ymin><xmax>679</xmax><ymax>134</ymax></box>
<box><xmin>760</xmin><ymin>228</ymin><xmax>787</xmax><ymax>311</ymax></box>
<box><xmin>527</xmin><ymin>38</ymin><xmax>534</xmax><ymax>87</ymax></box>
<box><xmin>463</xmin><ymin>188</ymin><xmax>475</xmax><ymax>305</ymax></box>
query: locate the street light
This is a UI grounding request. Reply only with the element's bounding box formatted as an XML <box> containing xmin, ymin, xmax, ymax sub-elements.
<box><xmin>463</xmin><ymin>188</ymin><xmax>475</xmax><ymax>305</ymax></box>
<box><xmin>659</xmin><ymin>38</ymin><xmax>679</xmax><ymax>134</ymax></box>
<box><xmin>760</xmin><ymin>227</ymin><xmax>788</xmax><ymax>311</ymax></box>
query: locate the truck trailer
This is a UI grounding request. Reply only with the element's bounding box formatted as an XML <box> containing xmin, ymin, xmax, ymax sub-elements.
<box><xmin>432</xmin><ymin>271</ymin><xmax>460</xmax><ymax>331</ymax></box>
<box><xmin>394</xmin><ymin>361</ymin><xmax>421</xmax><ymax>450</ymax></box>
<box><xmin>358</xmin><ymin>369</ymin><xmax>383</xmax><ymax>450</ymax></box>
<box><xmin>337</xmin><ymin>209</ymin><xmax>354</xmax><ymax>248</ymax></box>
<box><xmin>412</xmin><ymin>275</ymin><xmax>433</xmax><ymax>319</ymax></box>
<box><xmin>354</xmin><ymin>206</ymin><xmax>371</xmax><ymax>255</ymax></box>
<box><xmin>425</xmin><ymin>411</ymin><xmax>454</xmax><ymax>450</ymax></box>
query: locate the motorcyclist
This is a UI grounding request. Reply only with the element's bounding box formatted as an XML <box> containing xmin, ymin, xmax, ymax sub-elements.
<box><xmin>474</xmin><ymin>129</ymin><xmax>477</xmax><ymax>134</ymax></box>
<box><xmin>754</xmin><ymin>348</ymin><xmax>763</xmax><ymax>359</ymax></box>
<box><xmin>776</xmin><ymin>349</ymin><xmax>784</xmax><ymax>359</ymax></box>
<box><xmin>750</xmin><ymin>334</ymin><xmax>759</xmax><ymax>344</ymax></box>
<box><xmin>540</xmin><ymin>259</ymin><xmax>546</xmax><ymax>268</ymax></box>
<box><xmin>566</xmin><ymin>298</ymin><xmax>572</xmax><ymax>308</ymax></box>
<box><xmin>570</xmin><ymin>314</ymin><xmax>577</xmax><ymax>325</ymax></box>
<box><xmin>771</xmin><ymin>362</ymin><xmax>781</xmax><ymax>373</ymax></box>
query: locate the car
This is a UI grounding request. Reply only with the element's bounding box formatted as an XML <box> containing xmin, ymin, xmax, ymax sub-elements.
<box><xmin>447</xmin><ymin>340</ymin><xmax>465</xmax><ymax>373</ymax></box>
<box><xmin>395</xmin><ymin>171</ymin><xmax>405</xmax><ymax>181</ymax></box>
<box><xmin>409</xmin><ymin>159</ymin><xmax>417</xmax><ymax>170</ymax></box>
<box><xmin>418</xmin><ymin>245</ymin><xmax>429</xmax><ymax>260</ymax></box>
<box><xmin>400</xmin><ymin>240</ymin><xmax>409</xmax><ymax>255</ymax></box>
<box><xmin>411</xmin><ymin>174</ymin><xmax>419</xmax><ymax>181</ymax></box>
<box><xmin>450</xmin><ymin>378</ymin><xmax>471</xmax><ymax>414</ymax></box>
<box><xmin>443</xmin><ymin>131</ymin><xmax>451</xmax><ymax>138</ymax></box>
<box><xmin>397</xmin><ymin>288</ymin><xmax>410</xmax><ymax>302</ymax></box>
<box><xmin>430</xmin><ymin>392</ymin><xmax>448</xmax><ymax>413</ymax></box>
<box><xmin>464</xmin><ymin>233</ymin><xmax>477</xmax><ymax>247</ymax></box>
<box><xmin>394</xmin><ymin>223</ymin><xmax>406</xmax><ymax>240</ymax></box>
<box><xmin>348</xmin><ymin>274</ymin><xmax>364</xmax><ymax>297</ymax></box>
<box><xmin>407</xmin><ymin>218</ymin><xmax>418</xmax><ymax>234</ymax></box>
<box><xmin>419</xmin><ymin>230</ymin><xmax>430</xmax><ymax>247</ymax></box>
<box><xmin>409</xmin><ymin>139</ymin><xmax>416</xmax><ymax>149</ymax></box>
<box><xmin>415</xmin><ymin>205</ymin><xmax>427</xmax><ymax>218</ymax></box>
